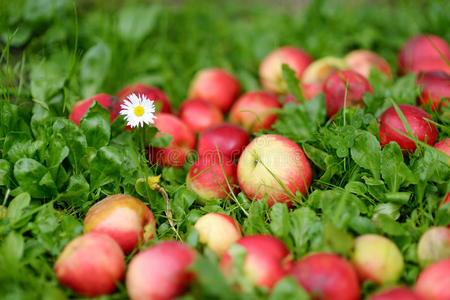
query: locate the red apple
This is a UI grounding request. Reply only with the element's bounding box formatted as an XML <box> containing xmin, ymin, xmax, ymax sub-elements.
<box><xmin>414</xmin><ymin>258</ymin><xmax>450</xmax><ymax>300</ymax></box>
<box><xmin>229</xmin><ymin>91</ymin><xmax>281</xmax><ymax>133</ymax></box>
<box><xmin>345</xmin><ymin>49</ymin><xmax>392</xmax><ymax>79</ymax></box>
<box><xmin>285</xmin><ymin>83</ymin><xmax>323</xmax><ymax>103</ymax></box>
<box><xmin>259</xmin><ymin>46</ymin><xmax>313</xmax><ymax>94</ymax></box>
<box><xmin>398</xmin><ymin>34</ymin><xmax>450</xmax><ymax>74</ymax></box>
<box><xmin>54</xmin><ymin>232</ymin><xmax>125</xmax><ymax>297</ymax></box>
<box><xmin>368</xmin><ymin>287</ymin><xmax>421</xmax><ymax>300</ymax></box>
<box><xmin>417</xmin><ymin>227</ymin><xmax>450</xmax><ymax>267</ymax></box>
<box><xmin>126</xmin><ymin>241</ymin><xmax>196</xmax><ymax>300</ymax></box>
<box><xmin>117</xmin><ymin>83</ymin><xmax>172</xmax><ymax>114</ymax></box>
<box><xmin>352</xmin><ymin>234</ymin><xmax>404</xmax><ymax>284</ymax></box>
<box><xmin>186</xmin><ymin>154</ymin><xmax>237</xmax><ymax>202</ymax></box>
<box><xmin>290</xmin><ymin>253</ymin><xmax>360</xmax><ymax>300</ymax></box>
<box><xmin>148</xmin><ymin>114</ymin><xmax>196</xmax><ymax>168</ymax></box>
<box><xmin>302</xmin><ymin>57</ymin><xmax>347</xmax><ymax>84</ymax></box>
<box><xmin>441</xmin><ymin>193</ymin><xmax>450</xmax><ymax>206</ymax></box>
<box><xmin>178</xmin><ymin>98</ymin><xmax>223</xmax><ymax>133</ymax></box>
<box><xmin>416</xmin><ymin>71</ymin><xmax>450</xmax><ymax>111</ymax></box>
<box><xmin>83</xmin><ymin>194</ymin><xmax>156</xmax><ymax>254</ymax></box>
<box><xmin>188</xmin><ymin>68</ymin><xmax>240</xmax><ymax>113</ymax></box>
<box><xmin>69</xmin><ymin>93</ymin><xmax>117</xmax><ymax>126</ymax></box>
<box><xmin>237</xmin><ymin>134</ymin><xmax>312</xmax><ymax>207</ymax></box>
<box><xmin>197</xmin><ymin>123</ymin><xmax>249</xmax><ymax>160</ymax></box>
<box><xmin>435</xmin><ymin>138</ymin><xmax>450</xmax><ymax>157</ymax></box>
<box><xmin>194</xmin><ymin>212</ymin><xmax>242</xmax><ymax>255</ymax></box>
<box><xmin>220</xmin><ymin>234</ymin><xmax>293</xmax><ymax>290</ymax></box>
<box><xmin>323</xmin><ymin>70</ymin><xmax>373</xmax><ymax>117</ymax></box>
<box><xmin>378</xmin><ymin>104</ymin><xmax>438</xmax><ymax>153</ymax></box>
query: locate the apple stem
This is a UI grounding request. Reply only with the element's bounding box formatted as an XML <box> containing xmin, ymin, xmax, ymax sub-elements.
<box><xmin>154</xmin><ymin>184</ymin><xmax>182</xmax><ymax>241</ymax></box>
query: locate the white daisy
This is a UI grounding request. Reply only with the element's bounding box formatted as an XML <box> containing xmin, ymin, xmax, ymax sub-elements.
<box><xmin>120</xmin><ymin>93</ymin><xmax>157</xmax><ymax>128</ymax></box>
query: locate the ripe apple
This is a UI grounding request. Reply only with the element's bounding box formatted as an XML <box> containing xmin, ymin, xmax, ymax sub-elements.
<box><xmin>398</xmin><ymin>34</ymin><xmax>450</xmax><ymax>74</ymax></box>
<box><xmin>117</xmin><ymin>83</ymin><xmax>172</xmax><ymax>114</ymax></box>
<box><xmin>414</xmin><ymin>258</ymin><xmax>450</xmax><ymax>300</ymax></box>
<box><xmin>378</xmin><ymin>104</ymin><xmax>438</xmax><ymax>153</ymax></box>
<box><xmin>352</xmin><ymin>234</ymin><xmax>404</xmax><ymax>284</ymax></box>
<box><xmin>126</xmin><ymin>241</ymin><xmax>196</xmax><ymax>300</ymax></box>
<box><xmin>290</xmin><ymin>253</ymin><xmax>360</xmax><ymax>300</ymax></box>
<box><xmin>54</xmin><ymin>232</ymin><xmax>125</xmax><ymax>297</ymax></box>
<box><xmin>368</xmin><ymin>287</ymin><xmax>421</xmax><ymax>300</ymax></box>
<box><xmin>194</xmin><ymin>212</ymin><xmax>242</xmax><ymax>255</ymax></box>
<box><xmin>237</xmin><ymin>134</ymin><xmax>312</xmax><ymax>207</ymax></box>
<box><xmin>435</xmin><ymin>138</ymin><xmax>450</xmax><ymax>165</ymax></box>
<box><xmin>302</xmin><ymin>56</ymin><xmax>347</xmax><ymax>84</ymax></box>
<box><xmin>259</xmin><ymin>46</ymin><xmax>313</xmax><ymax>94</ymax></box>
<box><xmin>69</xmin><ymin>93</ymin><xmax>117</xmax><ymax>126</ymax></box>
<box><xmin>441</xmin><ymin>193</ymin><xmax>450</xmax><ymax>206</ymax></box>
<box><xmin>186</xmin><ymin>154</ymin><xmax>237</xmax><ymax>202</ymax></box>
<box><xmin>220</xmin><ymin>234</ymin><xmax>293</xmax><ymax>290</ymax></box>
<box><xmin>148</xmin><ymin>113</ymin><xmax>196</xmax><ymax>168</ymax></box>
<box><xmin>417</xmin><ymin>226</ymin><xmax>450</xmax><ymax>267</ymax></box>
<box><xmin>83</xmin><ymin>194</ymin><xmax>156</xmax><ymax>254</ymax></box>
<box><xmin>323</xmin><ymin>70</ymin><xmax>373</xmax><ymax>117</ymax></box>
<box><xmin>229</xmin><ymin>91</ymin><xmax>281</xmax><ymax>133</ymax></box>
<box><xmin>345</xmin><ymin>49</ymin><xmax>392</xmax><ymax>79</ymax></box>
<box><xmin>416</xmin><ymin>71</ymin><xmax>450</xmax><ymax>111</ymax></box>
<box><xmin>197</xmin><ymin>123</ymin><xmax>249</xmax><ymax>160</ymax></box>
<box><xmin>285</xmin><ymin>83</ymin><xmax>323</xmax><ymax>103</ymax></box>
<box><xmin>178</xmin><ymin>98</ymin><xmax>223</xmax><ymax>133</ymax></box>
<box><xmin>188</xmin><ymin>68</ymin><xmax>240</xmax><ymax>113</ymax></box>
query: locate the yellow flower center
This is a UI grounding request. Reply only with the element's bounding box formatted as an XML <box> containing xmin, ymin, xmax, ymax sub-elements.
<box><xmin>134</xmin><ymin>105</ymin><xmax>145</xmax><ymax>116</ymax></box>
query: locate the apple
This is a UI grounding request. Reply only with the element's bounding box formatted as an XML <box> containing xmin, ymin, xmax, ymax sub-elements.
<box><xmin>54</xmin><ymin>232</ymin><xmax>125</xmax><ymax>297</ymax></box>
<box><xmin>285</xmin><ymin>83</ymin><xmax>323</xmax><ymax>103</ymax></box>
<box><xmin>229</xmin><ymin>91</ymin><xmax>282</xmax><ymax>133</ymax></box>
<box><xmin>416</xmin><ymin>71</ymin><xmax>450</xmax><ymax>111</ymax></box>
<box><xmin>323</xmin><ymin>70</ymin><xmax>373</xmax><ymax>117</ymax></box>
<box><xmin>148</xmin><ymin>113</ymin><xmax>196</xmax><ymax>168</ymax></box>
<box><xmin>441</xmin><ymin>193</ymin><xmax>450</xmax><ymax>207</ymax></box>
<box><xmin>220</xmin><ymin>234</ymin><xmax>293</xmax><ymax>290</ymax></box>
<box><xmin>194</xmin><ymin>212</ymin><xmax>242</xmax><ymax>255</ymax></box>
<box><xmin>368</xmin><ymin>287</ymin><xmax>421</xmax><ymax>300</ymax></box>
<box><xmin>302</xmin><ymin>56</ymin><xmax>347</xmax><ymax>84</ymax></box>
<box><xmin>435</xmin><ymin>138</ymin><xmax>450</xmax><ymax>166</ymax></box>
<box><xmin>290</xmin><ymin>253</ymin><xmax>360</xmax><ymax>300</ymax></box>
<box><xmin>398</xmin><ymin>34</ymin><xmax>450</xmax><ymax>74</ymax></box>
<box><xmin>417</xmin><ymin>227</ymin><xmax>450</xmax><ymax>267</ymax></box>
<box><xmin>83</xmin><ymin>194</ymin><xmax>156</xmax><ymax>254</ymax></box>
<box><xmin>197</xmin><ymin>123</ymin><xmax>249</xmax><ymax>160</ymax></box>
<box><xmin>188</xmin><ymin>68</ymin><xmax>240</xmax><ymax>113</ymax></box>
<box><xmin>186</xmin><ymin>154</ymin><xmax>238</xmax><ymax>202</ymax></box>
<box><xmin>259</xmin><ymin>46</ymin><xmax>313</xmax><ymax>94</ymax></box>
<box><xmin>378</xmin><ymin>104</ymin><xmax>438</xmax><ymax>153</ymax></box>
<box><xmin>414</xmin><ymin>258</ymin><xmax>450</xmax><ymax>300</ymax></box>
<box><xmin>126</xmin><ymin>241</ymin><xmax>196</xmax><ymax>300</ymax></box>
<box><xmin>345</xmin><ymin>50</ymin><xmax>392</xmax><ymax>79</ymax></box>
<box><xmin>69</xmin><ymin>93</ymin><xmax>117</xmax><ymax>126</ymax></box>
<box><xmin>117</xmin><ymin>83</ymin><xmax>172</xmax><ymax>114</ymax></box>
<box><xmin>237</xmin><ymin>134</ymin><xmax>312</xmax><ymax>207</ymax></box>
<box><xmin>352</xmin><ymin>234</ymin><xmax>404</xmax><ymax>284</ymax></box>
<box><xmin>178</xmin><ymin>98</ymin><xmax>223</xmax><ymax>133</ymax></box>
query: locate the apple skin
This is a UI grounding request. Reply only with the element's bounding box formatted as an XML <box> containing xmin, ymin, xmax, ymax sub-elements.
<box><xmin>441</xmin><ymin>193</ymin><xmax>450</xmax><ymax>206</ymax></box>
<box><xmin>345</xmin><ymin>50</ymin><xmax>392</xmax><ymax>79</ymax></box>
<box><xmin>194</xmin><ymin>212</ymin><xmax>242</xmax><ymax>255</ymax></box>
<box><xmin>220</xmin><ymin>234</ymin><xmax>293</xmax><ymax>290</ymax></box>
<box><xmin>302</xmin><ymin>56</ymin><xmax>347</xmax><ymax>84</ymax></box>
<box><xmin>378</xmin><ymin>104</ymin><xmax>438</xmax><ymax>153</ymax></box>
<box><xmin>398</xmin><ymin>34</ymin><xmax>450</xmax><ymax>74</ymax></box>
<box><xmin>323</xmin><ymin>70</ymin><xmax>373</xmax><ymax>117</ymax></box>
<box><xmin>126</xmin><ymin>241</ymin><xmax>196</xmax><ymax>300</ymax></box>
<box><xmin>54</xmin><ymin>232</ymin><xmax>125</xmax><ymax>297</ymax></box>
<box><xmin>414</xmin><ymin>258</ymin><xmax>450</xmax><ymax>300</ymax></box>
<box><xmin>368</xmin><ymin>287</ymin><xmax>421</xmax><ymax>300</ymax></box>
<box><xmin>83</xmin><ymin>194</ymin><xmax>156</xmax><ymax>254</ymax></box>
<box><xmin>237</xmin><ymin>134</ymin><xmax>312</xmax><ymax>207</ymax></box>
<box><xmin>229</xmin><ymin>91</ymin><xmax>282</xmax><ymax>133</ymax></box>
<box><xmin>186</xmin><ymin>154</ymin><xmax>238</xmax><ymax>201</ymax></box>
<box><xmin>417</xmin><ymin>227</ymin><xmax>450</xmax><ymax>267</ymax></box>
<box><xmin>69</xmin><ymin>93</ymin><xmax>118</xmax><ymax>126</ymax></box>
<box><xmin>285</xmin><ymin>83</ymin><xmax>323</xmax><ymax>103</ymax></box>
<box><xmin>259</xmin><ymin>46</ymin><xmax>313</xmax><ymax>94</ymax></box>
<box><xmin>435</xmin><ymin>138</ymin><xmax>450</xmax><ymax>166</ymax></box>
<box><xmin>290</xmin><ymin>253</ymin><xmax>360</xmax><ymax>300</ymax></box>
<box><xmin>148</xmin><ymin>113</ymin><xmax>196</xmax><ymax>168</ymax></box>
<box><xmin>116</xmin><ymin>83</ymin><xmax>172</xmax><ymax>114</ymax></box>
<box><xmin>188</xmin><ymin>68</ymin><xmax>241</xmax><ymax>113</ymax></box>
<box><xmin>352</xmin><ymin>234</ymin><xmax>404</xmax><ymax>284</ymax></box>
<box><xmin>197</xmin><ymin>123</ymin><xmax>249</xmax><ymax>160</ymax></box>
<box><xmin>178</xmin><ymin>98</ymin><xmax>224</xmax><ymax>133</ymax></box>
<box><xmin>416</xmin><ymin>71</ymin><xmax>450</xmax><ymax>111</ymax></box>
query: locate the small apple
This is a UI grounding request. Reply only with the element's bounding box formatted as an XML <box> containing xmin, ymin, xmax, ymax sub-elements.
<box><xmin>55</xmin><ymin>232</ymin><xmax>125</xmax><ymax>297</ymax></box>
<box><xmin>345</xmin><ymin>50</ymin><xmax>392</xmax><ymax>79</ymax></box>
<box><xmin>417</xmin><ymin>226</ymin><xmax>450</xmax><ymax>267</ymax></box>
<box><xmin>178</xmin><ymin>98</ymin><xmax>223</xmax><ymax>133</ymax></box>
<box><xmin>194</xmin><ymin>212</ymin><xmax>242</xmax><ymax>255</ymax></box>
<box><xmin>414</xmin><ymin>258</ymin><xmax>450</xmax><ymax>300</ymax></box>
<box><xmin>69</xmin><ymin>93</ymin><xmax>117</xmax><ymax>126</ymax></box>
<box><xmin>237</xmin><ymin>134</ymin><xmax>312</xmax><ymax>207</ymax></box>
<box><xmin>368</xmin><ymin>287</ymin><xmax>421</xmax><ymax>300</ymax></box>
<box><xmin>126</xmin><ymin>241</ymin><xmax>196</xmax><ymax>300</ymax></box>
<box><xmin>285</xmin><ymin>83</ymin><xmax>323</xmax><ymax>103</ymax></box>
<box><xmin>229</xmin><ymin>91</ymin><xmax>281</xmax><ymax>133</ymax></box>
<box><xmin>188</xmin><ymin>68</ymin><xmax>241</xmax><ymax>113</ymax></box>
<box><xmin>416</xmin><ymin>71</ymin><xmax>450</xmax><ymax>111</ymax></box>
<box><xmin>259</xmin><ymin>46</ymin><xmax>313</xmax><ymax>94</ymax></box>
<box><xmin>117</xmin><ymin>83</ymin><xmax>172</xmax><ymax>114</ymax></box>
<box><xmin>302</xmin><ymin>56</ymin><xmax>347</xmax><ymax>84</ymax></box>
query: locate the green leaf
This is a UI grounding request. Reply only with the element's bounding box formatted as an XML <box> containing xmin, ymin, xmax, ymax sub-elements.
<box><xmin>391</xmin><ymin>74</ymin><xmax>418</xmax><ymax>105</ymax></box>
<box><xmin>149</xmin><ymin>133</ymin><xmax>173</xmax><ymax>148</ymax></box>
<box><xmin>80</xmin><ymin>42</ymin><xmax>111</xmax><ymax>98</ymax></box>
<box><xmin>290</xmin><ymin>207</ymin><xmax>322</xmax><ymax>256</ymax></box>
<box><xmin>350</xmin><ymin>130</ymin><xmax>381</xmax><ymax>179</ymax></box>
<box><xmin>89</xmin><ymin>145</ymin><xmax>123</xmax><ymax>190</ymax></box>
<box><xmin>57</xmin><ymin>174</ymin><xmax>90</xmax><ymax>207</ymax></box>
<box><xmin>323</xmin><ymin>223</ymin><xmax>354</xmax><ymax>256</ymax></box>
<box><xmin>80</xmin><ymin>101</ymin><xmax>111</xmax><ymax>149</ymax></box>
<box><xmin>0</xmin><ymin>159</ymin><xmax>12</xmax><ymax>187</ymax></box>
<box><xmin>436</xmin><ymin>203</ymin><xmax>450</xmax><ymax>227</ymax></box>
<box><xmin>374</xmin><ymin>213</ymin><xmax>408</xmax><ymax>236</ymax></box>
<box><xmin>118</xmin><ymin>5</ymin><xmax>160</xmax><ymax>43</ymax></box>
<box><xmin>269</xmin><ymin>276</ymin><xmax>310</xmax><ymax>300</ymax></box>
<box><xmin>270</xmin><ymin>203</ymin><xmax>290</xmax><ymax>239</ymax></box>
<box><xmin>0</xmin><ymin>231</ymin><xmax>24</xmax><ymax>262</ymax></box>
<box><xmin>6</xmin><ymin>193</ymin><xmax>31</xmax><ymax>223</ymax></box>
<box><xmin>30</xmin><ymin>60</ymin><xmax>66</xmax><ymax>103</ymax></box>
<box><xmin>381</xmin><ymin>142</ymin><xmax>416</xmax><ymax>192</ymax></box>
<box><xmin>243</xmin><ymin>201</ymin><xmax>270</xmax><ymax>235</ymax></box>
<box><xmin>53</xmin><ymin>119</ymin><xmax>88</xmax><ymax>171</ymax></box>
<box><xmin>348</xmin><ymin>216</ymin><xmax>378</xmax><ymax>235</ymax></box>
<box><xmin>13</xmin><ymin>159</ymin><xmax>57</xmax><ymax>198</ymax></box>
<box><xmin>282</xmin><ymin>64</ymin><xmax>303</xmax><ymax>102</ymax></box>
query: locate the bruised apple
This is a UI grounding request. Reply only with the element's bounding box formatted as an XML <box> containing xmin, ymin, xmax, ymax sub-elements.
<box><xmin>69</xmin><ymin>93</ymin><xmax>117</xmax><ymax>126</ymax></box>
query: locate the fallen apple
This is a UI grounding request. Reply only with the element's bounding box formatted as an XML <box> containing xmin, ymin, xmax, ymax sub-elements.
<box><xmin>302</xmin><ymin>56</ymin><xmax>347</xmax><ymax>84</ymax></box>
<box><xmin>417</xmin><ymin>226</ymin><xmax>450</xmax><ymax>267</ymax></box>
<box><xmin>116</xmin><ymin>83</ymin><xmax>172</xmax><ymax>113</ymax></box>
<box><xmin>178</xmin><ymin>98</ymin><xmax>223</xmax><ymax>133</ymax></box>
<box><xmin>414</xmin><ymin>258</ymin><xmax>450</xmax><ymax>300</ymax></box>
<box><xmin>345</xmin><ymin>49</ymin><xmax>392</xmax><ymax>79</ymax></box>
<box><xmin>69</xmin><ymin>93</ymin><xmax>117</xmax><ymax>126</ymax></box>
<box><xmin>416</xmin><ymin>71</ymin><xmax>450</xmax><ymax>112</ymax></box>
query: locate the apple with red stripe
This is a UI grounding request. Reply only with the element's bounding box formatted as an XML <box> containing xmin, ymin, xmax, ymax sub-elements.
<box><xmin>69</xmin><ymin>93</ymin><xmax>118</xmax><ymax>126</ymax></box>
<box><xmin>179</xmin><ymin>98</ymin><xmax>224</xmax><ymax>133</ymax></box>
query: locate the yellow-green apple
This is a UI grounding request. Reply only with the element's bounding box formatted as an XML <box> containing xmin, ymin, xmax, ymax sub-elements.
<box><xmin>116</xmin><ymin>83</ymin><xmax>172</xmax><ymax>114</ymax></box>
<box><xmin>345</xmin><ymin>50</ymin><xmax>392</xmax><ymax>79</ymax></box>
<box><xmin>237</xmin><ymin>134</ymin><xmax>312</xmax><ymax>207</ymax></box>
<box><xmin>414</xmin><ymin>259</ymin><xmax>450</xmax><ymax>300</ymax></box>
<box><xmin>54</xmin><ymin>232</ymin><xmax>125</xmax><ymax>297</ymax></box>
<box><xmin>126</xmin><ymin>241</ymin><xmax>196</xmax><ymax>300</ymax></box>
<box><xmin>416</xmin><ymin>71</ymin><xmax>450</xmax><ymax>112</ymax></box>
<box><xmin>417</xmin><ymin>227</ymin><xmax>450</xmax><ymax>267</ymax></box>
<box><xmin>302</xmin><ymin>56</ymin><xmax>347</xmax><ymax>84</ymax></box>
<box><xmin>83</xmin><ymin>194</ymin><xmax>156</xmax><ymax>254</ymax></box>
<box><xmin>188</xmin><ymin>68</ymin><xmax>241</xmax><ymax>113</ymax></box>
<box><xmin>178</xmin><ymin>98</ymin><xmax>223</xmax><ymax>133</ymax></box>
<box><xmin>69</xmin><ymin>93</ymin><xmax>118</xmax><ymax>126</ymax></box>
<box><xmin>368</xmin><ymin>287</ymin><xmax>421</xmax><ymax>300</ymax></box>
